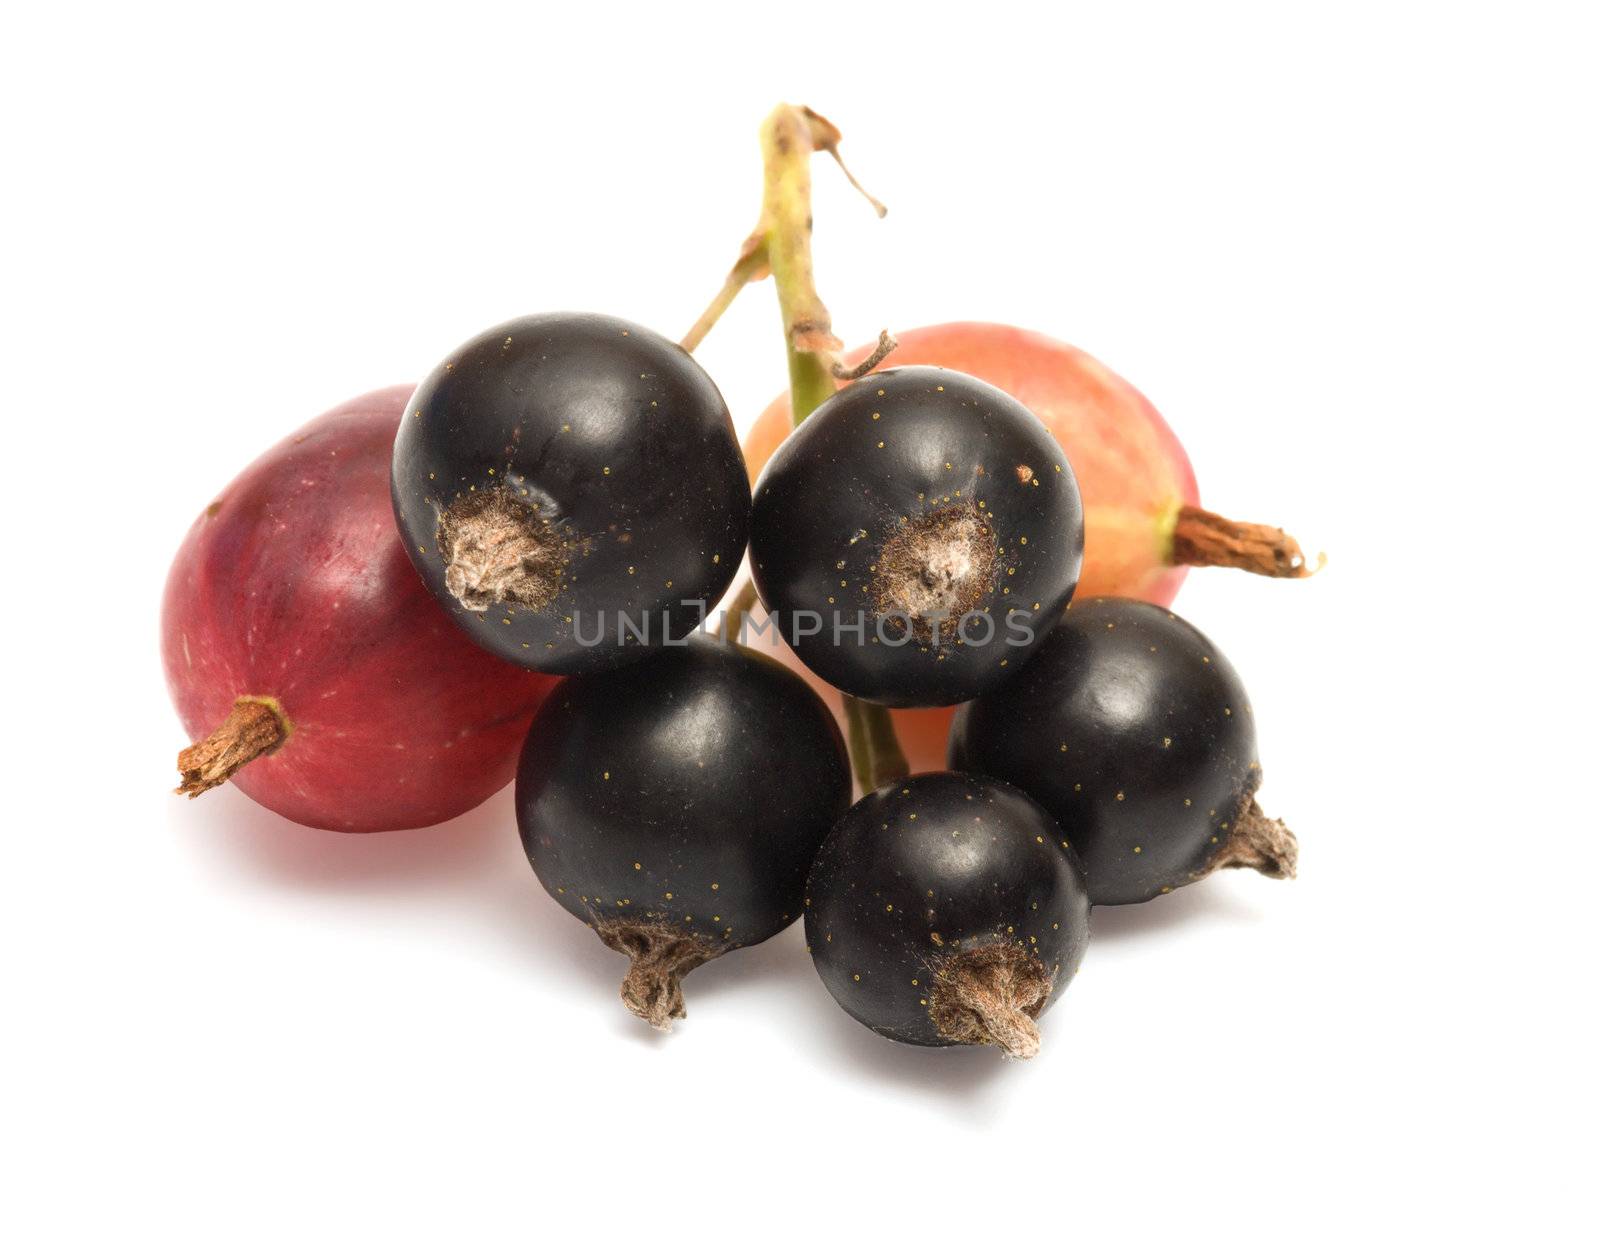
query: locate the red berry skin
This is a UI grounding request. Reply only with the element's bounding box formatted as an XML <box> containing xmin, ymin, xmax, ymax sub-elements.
<box><xmin>161</xmin><ymin>387</ymin><xmax>556</xmax><ymax>832</ymax></box>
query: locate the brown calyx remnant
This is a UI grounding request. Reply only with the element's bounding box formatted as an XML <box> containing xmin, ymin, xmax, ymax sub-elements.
<box><xmin>871</xmin><ymin>503</ymin><xmax>998</xmax><ymax>645</ymax></box>
<box><xmin>594</xmin><ymin>921</ymin><xmax>721</xmax><ymax>1032</ymax></box>
<box><xmin>928</xmin><ymin>942</ymin><xmax>1053</xmax><ymax>1060</ymax></box>
<box><xmin>1208</xmin><ymin>797</ymin><xmax>1299</xmax><ymax>880</ymax></box>
<box><xmin>437</xmin><ymin>488</ymin><xmax>563</xmax><ymax>612</ymax></box>
<box><xmin>1169</xmin><ymin>505</ymin><xmax>1323</xmax><ymax>578</ymax></box>
<box><xmin>831</xmin><ymin>329</ymin><xmax>898</xmax><ymax>381</ymax></box>
<box><xmin>175</xmin><ymin>697</ymin><xmax>291</xmax><ymax>797</ymax></box>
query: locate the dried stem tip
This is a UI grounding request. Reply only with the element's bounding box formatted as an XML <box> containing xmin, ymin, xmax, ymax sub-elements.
<box><xmin>595</xmin><ymin>921</ymin><xmax>719</xmax><ymax>1032</ymax></box>
<box><xmin>1170</xmin><ymin>505</ymin><xmax>1323</xmax><ymax>578</ymax></box>
<box><xmin>832</xmin><ymin>330</ymin><xmax>898</xmax><ymax>380</ymax></box>
<box><xmin>175</xmin><ymin>698</ymin><xmax>290</xmax><ymax>797</ymax></box>
<box><xmin>1211</xmin><ymin>798</ymin><xmax>1299</xmax><ymax>879</ymax></box>
<box><xmin>929</xmin><ymin>942</ymin><xmax>1053</xmax><ymax>1060</ymax></box>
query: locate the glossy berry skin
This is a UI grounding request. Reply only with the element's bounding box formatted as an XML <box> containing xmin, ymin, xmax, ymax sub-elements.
<box><xmin>516</xmin><ymin>634</ymin><xmax>850</xmax><ymax>1024</ymax></box>
<box><xmin>805</xmin><ymin>772</ymin><xmax>1090</xmax><ymax>1050</ymax></box>
<box><xmin>950</xmin><ymin>598</ymin><xmax>1265</xmax><ymax>905</ymax></box>
<box><xmin>747</xmin><ymin>324</ymin><xmax>1198</xmax><ymax>604</ymax></box>
<box><xmin>749</xmin><ymin>366</ymin><xmax>1084</xmax><ymax>707</ymax></box>
<box><xmin>393</xmin><ymin>313</ymin><xmax>749</xmax><ymax>676</ymax></box>
<box><xmin>743</xmin><ymin>324</ymin><xmax>1197</xmax><ymax>773</ymax></box>
<box><xmin>162</xmin><ymin>388</ymin><xmax>555</xmax><ymax>832</ymax></box>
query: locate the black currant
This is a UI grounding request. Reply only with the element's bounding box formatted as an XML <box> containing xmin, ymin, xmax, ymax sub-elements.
<box><xmin>516</xmin><ymin>633</ymin><xmax>850</xmax><ymax>1029</ymax></box>
<box><xmin>393</xmin><ymin>312</ymin><xmax>749</xmax><ymax>675</ymax></box>
<box><xmin>805</xmin><ymin>772</ymin><xmax>1090</xmax><ymax>1059</ymax></box>
<box><xmin>949</xmin><ymin>598</ymin><xmax>1298</xmax><ymax>906</ymax></box>
<box><xmin>748</xmin><ymin>366</ymin><xmax>1084</xmax><ymax>707</ymax></box>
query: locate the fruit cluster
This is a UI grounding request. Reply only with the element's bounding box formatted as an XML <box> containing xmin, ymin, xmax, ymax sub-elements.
<box><xmin>163</xmin><ymin>105</ymin><xmax>1312</xmax><ymax>1059</ymax></box>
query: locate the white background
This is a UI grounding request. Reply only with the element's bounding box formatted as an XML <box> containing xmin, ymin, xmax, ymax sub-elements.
<box><xmin>4</xmin><ymin>2</ymin><xmax>1596</xmax><ymax>1241</ymax></box>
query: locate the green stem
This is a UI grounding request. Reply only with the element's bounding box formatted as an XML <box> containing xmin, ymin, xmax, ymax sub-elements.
<box><xmin>842</xmin><ymin>698</ymin><xmax>875</xmax><ymax>793</ymax></box>
<box><xmin>842</xmin><ymin>694</ymin><xmax>910</xmax><ymax>794</ymax></box>
<box><xmin>681</xmin><ymin>245</ymin><xmax>768</xmax><ymax>354</ymax></box>
<box><xmin>682</xmin><ymin>105</ymin><xmax>909</xmax><ymax>793</ymax></box>
<box><xmin>755</xmin><ymin>105</ymin><xmax>909</xmax><ymax>793</ymax></box>
<box><xmin>785</xmin><ymin>340</ymin><xmax>838</xmax><ymax>431</ymax></box>
<box><xmin>758</xmin><ymin>111</ymin><xmax>842</xmax><ymax>427</ymax></box>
